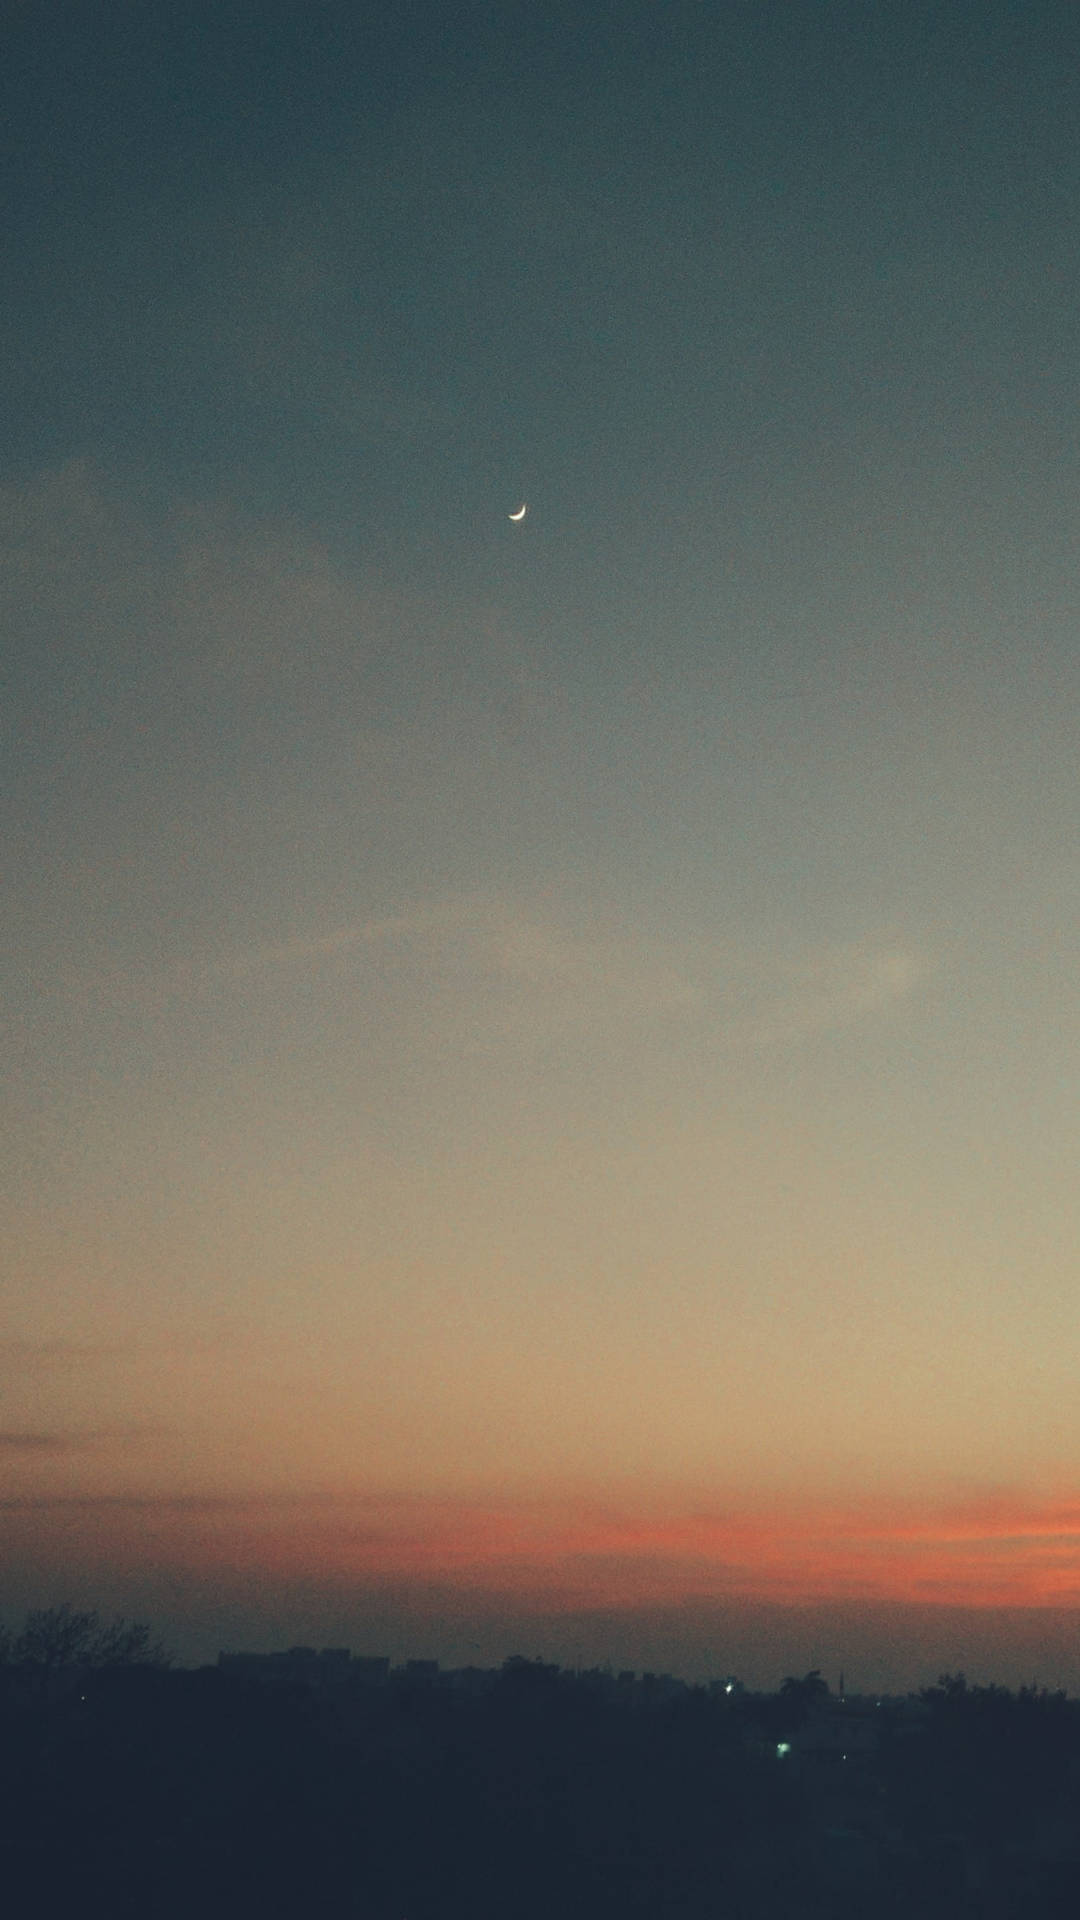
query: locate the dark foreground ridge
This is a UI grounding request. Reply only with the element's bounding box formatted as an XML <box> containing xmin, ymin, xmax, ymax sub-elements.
<box><xmin>4</xmin><ymin>1609</ymin><xmax>1080</xmax><ymax>1917</ymax></box>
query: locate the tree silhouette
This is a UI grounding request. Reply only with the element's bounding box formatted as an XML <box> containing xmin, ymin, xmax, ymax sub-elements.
<box><xmin>777</xmin><ymin>1670</ymin><xmax>829</xmax><ymax>1727</ymax></box>
<box><xmin>8</xmin><ymin>1604</ymin><xmax>171</xmax><ymax>1682</ymax></box>
<box><xmin>779</xmin><ymin>1669</ymin><xmax>828</xmax><ymax>1701</ymax></box>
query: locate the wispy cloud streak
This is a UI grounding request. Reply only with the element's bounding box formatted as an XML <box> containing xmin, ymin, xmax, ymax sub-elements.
<box><xmin>222</xmin><ymin>902</ymin><xmax>927</xmax><ymax>1044</ymax></box>
<box><xmin>0</xmin><ymin>1428</ymin><xmax>163</xmax><ymax>1454</ymax></box>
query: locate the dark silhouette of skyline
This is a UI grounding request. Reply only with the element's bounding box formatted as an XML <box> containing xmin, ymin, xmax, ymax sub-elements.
<box><xmin>5</xmin><ymin>1603</ymin><xmax>1080</xmax><ymax>1917</ymax></box>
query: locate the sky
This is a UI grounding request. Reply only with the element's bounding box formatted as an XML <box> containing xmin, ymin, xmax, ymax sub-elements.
<box><xmin>4</xmin><ymin>0</ymin><xmax>1080</xmax><ymax>1689</ymax></box>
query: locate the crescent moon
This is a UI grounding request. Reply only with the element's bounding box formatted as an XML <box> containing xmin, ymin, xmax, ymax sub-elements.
<box><xmin>508</xmin><ymin>502</ymin><xmax>527</xmax><ymax>522</ymax></box>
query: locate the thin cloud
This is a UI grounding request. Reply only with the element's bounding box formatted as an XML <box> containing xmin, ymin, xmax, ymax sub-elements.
<box><xmin>722</xmin><ymin>940</ymin><xmax>930</xmax><ymax>1047</ymax></box>
<box><xmin>0</xmin><ymin>457</ymin><xmax>402</xmax><ymax>697</ymax></box>
<box><xmin>0</xmin><ymin>1339</ymin><xmax>130</xmax><ymax>1366</ymax></box>
<box><xmin>0</xmin><ymin>1490</ymin><xmax>243</xmax><ymax>1512</ymax></box>
<box><xmin>0</xmin><ymin>1427</ymin><xmax>163</xmax><ymax>1454</ymax></box>
<box><xmin>225</xmin><ymin>899</ymin><xmax>926</xmax><ymax>1041</ymax></box>
<box><xmin>0</xmin><ymin>1487</ymin><xmax>429</xmax><ymax>1515</ymax></box>
<box><xmin>226</xmin><ymin>898</ymin><xmax>704</xmax><ymax>1025</ymax></box>
<box><xmin>171</xmin><ymin>511</ymin><xmax>388</xmax><ymax>684</ymax></box>
<box><xmin>62</xmin><ymin>895</ymin><xmax>930</xmax><ymax>1056</ymax></box>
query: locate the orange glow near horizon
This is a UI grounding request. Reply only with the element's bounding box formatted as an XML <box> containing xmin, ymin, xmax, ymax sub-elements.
<box><xmin>238</xmin><ymin>1491</ymin><xmax>1080</xmax><ymax>1610</ymax></box>
<box><xmin>10</xmin><ymin>1485</ymin><xmax>1080</xmax><ymax>1615</ymax></box>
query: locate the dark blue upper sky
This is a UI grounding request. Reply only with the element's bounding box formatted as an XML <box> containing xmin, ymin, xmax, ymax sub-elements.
<box><xmin>6</xmin><ymin>1</ymin><xmax>1079</xmax><ymax>500</ymax></box>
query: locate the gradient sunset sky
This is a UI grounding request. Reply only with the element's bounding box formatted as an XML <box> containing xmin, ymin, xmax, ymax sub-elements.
<box><xmin>5</xmin><ymin>0</ymin><xmax>1080</xmax><ymax>1687</ymax></box>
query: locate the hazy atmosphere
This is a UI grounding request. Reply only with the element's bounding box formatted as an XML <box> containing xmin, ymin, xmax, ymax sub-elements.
<box><xmin>5</xmin><ymin>1</ymin><xmax>1080</xmax><ymax>1689</ymax></box>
